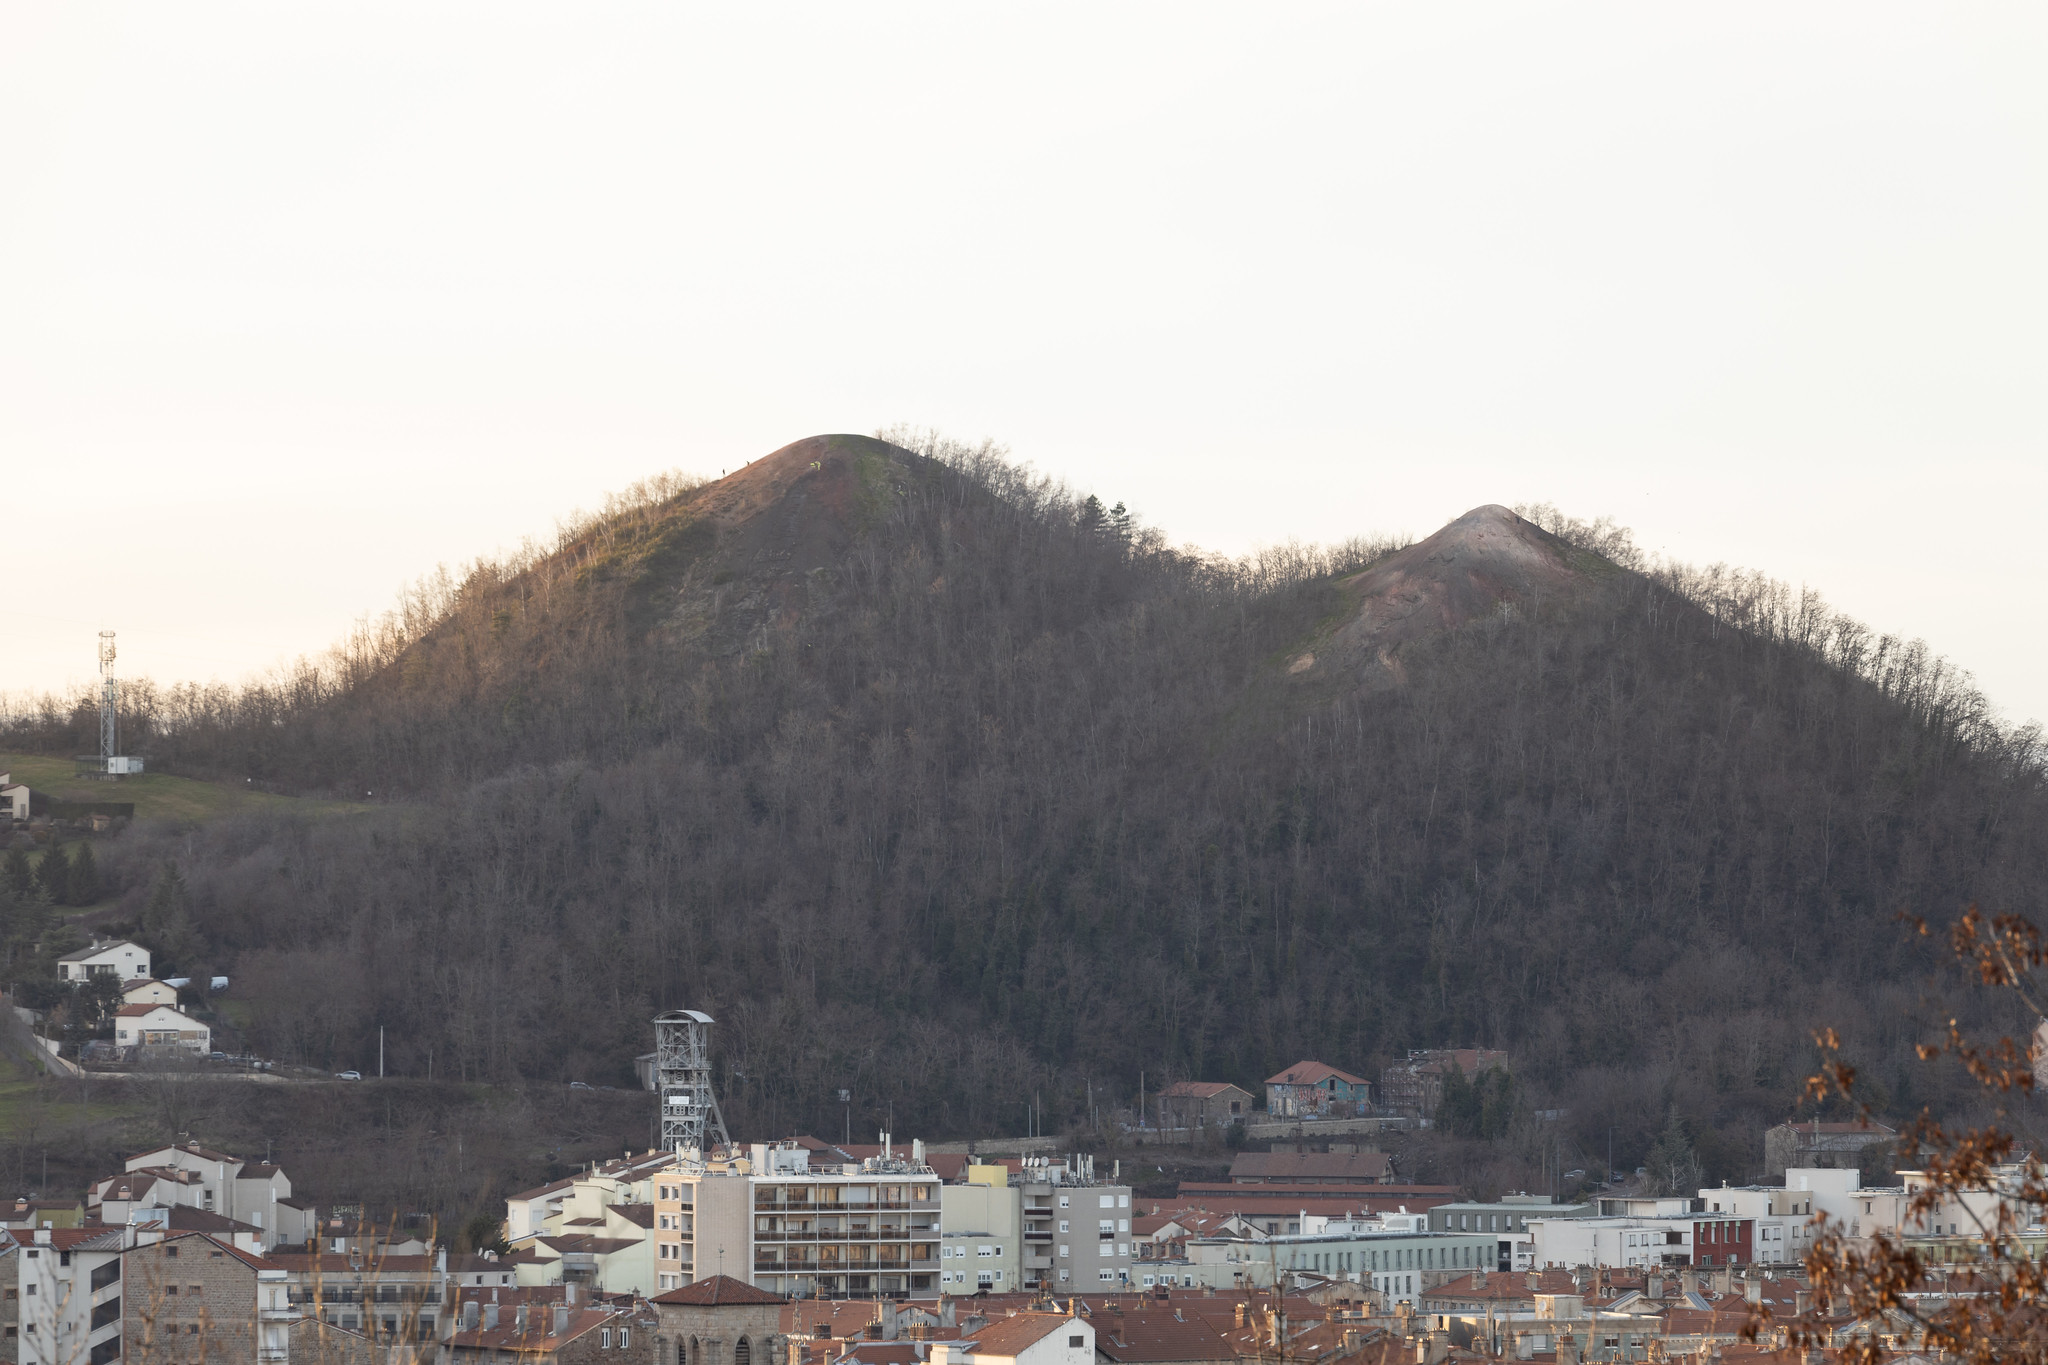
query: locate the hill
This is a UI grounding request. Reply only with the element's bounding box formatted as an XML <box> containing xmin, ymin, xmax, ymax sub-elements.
<box><xmin>3</xmin><ymin>434</ymin><xmax>2042</xmax><ymax>1195</ymax></box>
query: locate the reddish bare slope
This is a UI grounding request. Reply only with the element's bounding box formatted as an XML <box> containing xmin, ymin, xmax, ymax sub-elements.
<box><xmin>1291</xmin><ymin>504</ymin><xmax>1599</xmax><ymax>675</ymax></box>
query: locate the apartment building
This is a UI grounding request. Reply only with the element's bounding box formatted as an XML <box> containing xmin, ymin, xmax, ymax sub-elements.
<box><xmin>1425</xmin><ymin>1197</ymin><xmax>1595</xmax><ymax>1271</ymax></box>
<box><xmin>940</xmin><ymin>1165</ymin><xmax>1020</xmax><ymax>1294</ymax></box>
<box><xmin>1528</xmin><ymin>1213</ymin><xmax>1755</xmax><ymax>1270</ymax></box>
<box><xmin>1016</xmin><ymin>1156</ymin><xmax>1132</xmax><ymax>1293</ymax></box>
<box><xmin>16</xmin><ymin>1225</ymin><xmax>129</xmax><ymax>1365</ymax></box>
<box><xmin>266</xmin><ymin>1249</ymin><xmax>448</xmax><ymax>1343</ymax></box>
<box><xmin>746</xmin><ymin>1140</ymin><xmax>940</xmax><ymax>1300</ymax></box>
<box><xmin>121</xmin><ymin>1231</ymin><xmax>295</xmax><ymax>1364</ymax></box>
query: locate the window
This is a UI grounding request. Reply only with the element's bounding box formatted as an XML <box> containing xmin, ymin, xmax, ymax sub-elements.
<box><xmin>977</xmin><ymin>1247</ymin><xmax>993</xmax><ymax>1258</ymax></box>
<box><xmin>1117</xmin><ymin>1219</ymin><xmax>1128</xmax><ymax>1233</ymax></box>
<box><xmin>1059</xmin><ymin>1245</ymin><xmax>1070</xmax><ymax>1258</ymax></box>
<box><xmin>1059</xmin><ymin>1270</ymin><xmax>1070</xmax><ymax>1283</ymax></box>
<box><xmin>603</xmin><ymin>1330</ymin><xmax>613</xmax><ymax>1349</ymax></box>
<box><xmin>1100</xmin><ymin>1195</ymin><xmax>1114</xmax><ymax>1209</ymax></box>
<box><xmin>1059</xmin><ymin>1196</ymin><xmax>1070</xmax><ymax>1209</ymax></box>
<box><xmin>1059</xmin><ymin>1221</ymin><xmax>1069</xmax><ymax>1234</ymax></box>
<box><xmin>1070</xmin><ymin>1337</ymin><xmax>1085</xmax><ymax>1348</ymax></box>
<box><xmin>1099</xmin><ymin>1270</ymin><xmax>1114</xmax><ymax>1282</ymax></box>
<box><xmin>733</xmin><ymin>1338</ymin><xmax>746</xmax><ymax>1365</ymax></box>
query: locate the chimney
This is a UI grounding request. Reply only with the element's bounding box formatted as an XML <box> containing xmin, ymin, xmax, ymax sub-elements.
<box><xmin>484</xmin><ymin>1303</ymin><xmax>500</xmax><ymax>1331</ymax></box>
<box><xmin>1744</xmin><ymin>1278</ymin><xmax>1761</xmax><ymax>1306</ymax></box>
<box><xmin>462</xmin><ymin>1301</ymin><xmax>480</xmax><ymax>1329</ymax></box>
<box><xmin>516</xmin><ymin>1305</ymin><xmax>529</xmax><ymax>1333</ymax></box>
<box><xmin>1794</xmin><ymin>1289</ymin><xmax>1812</xmax><ymax>1317</ymax></box>
<box><xmin>1236</xmin><ymin>1304</ymin><xmax>1248</xmax><ymax>1328</ymax></box>
<box><xmin>567</xmin><ymin>1283</ymin><xmax>578</xmax><ymax>1305</ymax></box>
<box><xmin>1475</xmin><ymin>1270</ymin><xmax>1487</xmax><ymax>1290</ymax></box>
<box><xmin>556</xmin><ymin>1305</ymin><xmax>571</xmax><ymax>1336</ymax></box>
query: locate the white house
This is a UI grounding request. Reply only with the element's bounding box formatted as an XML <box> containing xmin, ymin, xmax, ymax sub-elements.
<box><xmin>0</xmin><ymin>773</ymin><xmax>28</xmax><ymax>823</ymax></box>
<box><xmin>56</xmin><ymin>938</ymin><xmax>151</xmax><ymax>982</ymax></box>
<box><xmin>104</xmin><ymin>1142</ymin><xmax>319</xmax><ymax>1248</ymax></box>
<box><xmin>122</xmin><ymin>977</ymin><xmax>180</xmax><ymax>1007</ymax></box>
<box><xmin>114</xmin><ymin>1002</ymin><xmax>209</xmax><ymax>1053</ymax></box>
<box><xmin>935</xmin><ymin>1313</ymin><xmax>1095</xmax><ymax>1365</ymax></box>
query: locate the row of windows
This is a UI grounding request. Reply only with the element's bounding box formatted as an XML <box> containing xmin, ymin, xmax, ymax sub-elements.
<box><xmin>1056</xmin><ymin>1244</ymin><xmax>1130</xmax><ymax>1258</ymax></box>
<box><xmin>939</xmin><ymin>1246</ymin><xmax>1001</xmax><ymax>1258</ymax></box>
<box><xmin>1044</xmin><ymin>1194</ymin><xmax>1132</xmax><ymax>1210</ymax></box>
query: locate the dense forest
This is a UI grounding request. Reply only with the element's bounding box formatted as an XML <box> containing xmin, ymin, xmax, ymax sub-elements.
<box><xmin>4</xmin><ymin>431</ymin><xmax>2044</xmax><ymax>1194</ymax></box>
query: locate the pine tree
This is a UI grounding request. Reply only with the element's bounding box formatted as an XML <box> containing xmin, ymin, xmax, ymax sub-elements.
<box><xmin>1479</xmin><ymin>1068</ymin><xmax>1518</xmax><ymax>1139</ymax></box>
<box><xmin>35</xmin><ymin>845</ymin><xmax>70</xmax><ymax>906</ymax></box>
<box><xmin>68</xmin><ymin>841</ymin><xmax>102</xmax><ymax>906</ymax></box>
<box><xmin>142</xmin><ymin>862</ymin><xmax>187</xmax><ymax>941</ymax></box>
<box><xmin>3</xmin><ymin>847</ymin><xmax>32</xmax><ymax>898</ymax></box>
<box><xmin>1078</xmin><ymin>494</ymin><xmax>1105</xmax><ymax>533</ymax></box>
<box><xmin>1645</xmin><ymin>1107</ymin><xmax>1703</xmax><ymax>1195</ymax></box>
<box><xmin>1437</xmin><ymin>1062</ymin><xmax>1482</xmax><ymax>1137</ymax></box>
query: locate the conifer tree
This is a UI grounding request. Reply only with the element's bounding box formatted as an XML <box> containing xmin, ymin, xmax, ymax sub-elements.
<box><xmin>68</xmin><ymin>841</ymin><xmax>101</xmax><ymax>906</ymax></box>
<box><xmin>142</xmin><ymin>862</ymin><xmax>187</xmax><ymax>942</ymax></box>
<box><xmin>34</xmin><ymin>845</ymin><xmax>70</xmax><ymax>906</ymax></box>
<box><xmin>1645</xmin><ymin>1106</ymin><xmax>1703</xmax><ymax>1195</ymax></box>
<box><xmin>2</xmin><ymin>846</ymin><xmax>32</xmax><ymax>899</ymax></box>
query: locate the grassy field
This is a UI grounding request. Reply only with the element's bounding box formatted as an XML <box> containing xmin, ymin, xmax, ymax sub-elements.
<box><xmin>1</xmin><ymin>753</ymin><xmax>370</xmax><ymax>826</ymax></box>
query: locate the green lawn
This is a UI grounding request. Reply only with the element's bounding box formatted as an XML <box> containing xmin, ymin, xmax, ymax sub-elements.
<box><xmin>1</xmin><ymin>753</ymin><xmax>370</xmax><ymax>826</ymax></box>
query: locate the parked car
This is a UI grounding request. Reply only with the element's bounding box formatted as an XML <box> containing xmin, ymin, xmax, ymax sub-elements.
<box><xmin>336</xmin><ymin>1070</ymin><xmax>363</xmax><ymax>1081</ymax></box>
<box><xmin>569</xmin><ymin>1081</ymin><xmax>595</xmax><ymax>1091</ymax></box>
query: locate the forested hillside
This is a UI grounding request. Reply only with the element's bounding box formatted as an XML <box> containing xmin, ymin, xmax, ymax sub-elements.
<box><xmin>6</xmin><ymin>432</ymin><xmax>2044</xmax><ymax>1184</ymax></box>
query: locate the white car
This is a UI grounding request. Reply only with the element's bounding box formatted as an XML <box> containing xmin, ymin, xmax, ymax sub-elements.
<box><xmin>336</xmin><ymin>1070</ymin><xmax>363</xmax><ymax>1081</ymax></box>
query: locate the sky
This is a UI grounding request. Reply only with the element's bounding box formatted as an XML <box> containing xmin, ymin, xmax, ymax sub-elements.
<box><xmin>3</xmin><ymin>4</ymin><xmax>2045</xmax><ymax>727</ymax></box>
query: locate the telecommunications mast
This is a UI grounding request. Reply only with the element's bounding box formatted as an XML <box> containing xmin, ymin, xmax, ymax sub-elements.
<box><xmin>86</xmin><ymin>631</ymin><xmax>144</xmax><ymax>777</ymax></box>
<box><xmin>99</xmin><ymin>632</ymin><xmax>119</xmax><ymax>772</ymax></box>
<box><xmin>653</xmin><ymin>1010</ymin><xmax>731</xmax><ymax>1155</ymax></box>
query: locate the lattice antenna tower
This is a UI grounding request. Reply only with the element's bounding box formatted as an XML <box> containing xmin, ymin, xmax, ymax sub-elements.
<box><xmin>654</xmin><ymin>1010</ymin><xmax>731</xmax><ymax>1155</ymax></box>
<box><xmin>98</xmin><ymin>631</ymin><xmax>119</xmax><ymax>770</ymax></box>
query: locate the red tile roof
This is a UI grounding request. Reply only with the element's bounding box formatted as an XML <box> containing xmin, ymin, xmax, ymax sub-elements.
<box><xmin>1263</xmin><ymin>1062</ymin><xmax>1370</xmax><ymax>1088</ymax></box>
<box><xmin>967</xmin><ymin>1312</ymin><xmax>1079</xmax><ymax>1358</ymax></box>
<box><xmin>653</xmin><ymin>1273</ymin><xmax>787</xmax><ymax>1305</ymax></box>
<box><xmin>1227</xmin><ymin>1152</ymin><xmax>1393</xmax><ymax>1183</ymax></box>
<box><xmin>1159</xmin><ymin>1082</ymin><xmax>1252</xmax><ymax>1099</ymax></box>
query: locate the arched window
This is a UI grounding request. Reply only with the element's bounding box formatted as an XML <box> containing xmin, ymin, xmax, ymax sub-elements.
<box><xmin>736</xmin><ymin>1336</ymin><xmax>752</xmax><ymax>1365</ymax></box>
<box><xmin>691</xmin><ymin>1336</ymin><xmax>701</xmax><ymax>1365</ymax></box>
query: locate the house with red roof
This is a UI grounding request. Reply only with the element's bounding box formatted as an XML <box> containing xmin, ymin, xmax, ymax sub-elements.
<box><xmin>1155</xmin><ymin>1083</ymin><xmax>1256</xmax><ymax>1132</ymax></box>
<box><xmin>1263</xmin><ymin>1063</ymin><xmax>1372</xmax><ymax>1119</ymax></box>
<box><xmin>936</xmin><ymin>1310</ymin><xmax>1094</xmax><ymax>1365</ymax></box>
<box><xmin>112</xmin><ymin>1002</ymin><xmax>209</xmax><ymax>1053</ymax></box>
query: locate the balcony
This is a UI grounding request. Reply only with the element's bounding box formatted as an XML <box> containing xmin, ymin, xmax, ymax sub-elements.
<box><xmin>1024</xmin><ymin>1230</ymin><xmax>1053</xmax><ymax>1243</ymax></box>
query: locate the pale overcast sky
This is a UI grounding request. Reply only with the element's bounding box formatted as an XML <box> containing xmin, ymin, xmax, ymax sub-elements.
<box><xmin>3</xmin><ymin>5</ymin><xmax>2044</xmax><ymax>727</ymax></box>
